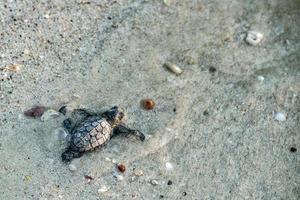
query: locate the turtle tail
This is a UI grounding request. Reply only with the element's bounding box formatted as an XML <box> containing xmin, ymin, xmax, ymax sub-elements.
<box><xmin>61</xmin><ymin>148</ymin><xmax>82</xmax><ymax>162</ymax></box>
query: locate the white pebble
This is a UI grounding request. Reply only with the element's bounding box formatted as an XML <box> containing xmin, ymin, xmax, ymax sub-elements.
<box><xmin>257</xmin><ymin>75</ymin><xmax>265</xmax><ymax>82</ymax></box>
<box><xmin>164</xmin><ymin>62</ymin><xmax>183</xmax><ymax>75</ymax></box>
<box><xmin>41</xmin><ymin>109</ymin><xmax>60</xmax><ymax>121</ymax></box>
<box><xmin>133</xmin><ymin>169</ymin><xmax>144</xmax><ymax>176</ymax></box>
<box><xmin>98</xmin><ymin>185</ymin><xmax>109</xmax><ymax>193</ymax></box>
<box><xmin>150</xmin><ymin>179</ymin><xmax>159</xmax><ymax>185</ymax></box>
<box><xmin>274</xmin><ymin>112</ymin><xmax>286</xmax><ymax>122</ymax></box>
<box><xmin>68</xmin><ymin>164</ymin><xmax>77</xmax><ymax>171</ymax></box>
<box><xmin>245</xmin><ymin>31</ymin><xmax>263</xmax><ymax>46</ymax></box>
<box><xmin>165</xmin><ymin>162</ymin><xmax>174</xmax><ymax>171</ymax></box>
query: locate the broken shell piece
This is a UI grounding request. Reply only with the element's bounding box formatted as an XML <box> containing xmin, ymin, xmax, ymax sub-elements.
<box><xmin>245</xmin><ymin>31</ymin><xmax>263</xmax><ymax>46</ymax></box>
<box><xmin>163</xmin><ymin>0</ymin><xmax>172</xmax><ymax>6</ymax></box>
<box><xmin>68</xmin><ymin>164</ymin><xmax>77</xmax><ymax>171</ymax></box>
<box><xmin>165</xmin><ymin>162</ymin><xmax>174</xmax><ymax>171</ymax></box>
<box><xmin>4</xmin><ymin>64</ymin><xmax>22</xmax><ymax>72</ymax></box>
<box><xmin>98</xmin><ymin>185</ymin><xmax>109</xmax><ymax>193</ymax></box>
<box><xmin>164</xmin><ymin>62</ymin><xmax>183</xmax><ymax>75</ymax></box>
<box><xmin>41</xmin><ymin>109</ymin><xmax>60</xmax><ymax>121</ymax></box>
<box><xmin>133</xmin><ymin>169</ymin><xmax>143</xmax><ymax>176</ymax></box>
<box><xmin>274</xmin><ymin>112</ymin><xmax>286</xmax><ymax>122</ymax></box>
<box><xmin>150</xmin><ymin>179</ymin><xmax>159</xmax><ymax>185</ymax></box>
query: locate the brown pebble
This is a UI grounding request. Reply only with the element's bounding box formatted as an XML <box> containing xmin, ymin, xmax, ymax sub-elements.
<box><xmin>117</xmin><ymin>163</ymin><xmax>126</xmax><ymax>173</ymax></box>
<box><xmin>24</xmin><ymin>106</ymin><xmax>46</xmax><ymax>118</ymax></box>
<box><xmin>141</xmin><ymin>99</ymin><xmax>155</xmax><ymax>110</ymax></box>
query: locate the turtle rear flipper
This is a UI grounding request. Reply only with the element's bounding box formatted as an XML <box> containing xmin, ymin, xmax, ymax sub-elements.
<box><xmin>61</xmin><ymin>148</ymin><xmax>83</xmax><ymax>162</ymax></box>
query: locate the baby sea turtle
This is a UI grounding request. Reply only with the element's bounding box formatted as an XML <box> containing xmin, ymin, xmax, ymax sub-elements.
<box><xmin>61</xmin><ymin>106</ymin><xmax>145</xmax><ymax>162</ymax></box>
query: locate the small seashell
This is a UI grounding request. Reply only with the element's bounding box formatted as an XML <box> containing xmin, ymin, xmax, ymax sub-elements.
<box><xmin>164</xmin><ymin>62</ymin><xmax>183</xmax><ymax>75</ymax></box>
<box><xmin>41</xmin><ymin>109</ymin><xmax>60</xmax><ymax>121</ymax></box>
<box><xmin>98</xmin><ymin>185</ymin><xmax>109</xmax><ymax>193</ymax></box>
<box><xmin>245</xmin><ymin>31</ymin><xmax>263</xmax><ymax>46</ymax></box>
<box><xmin>24</xmin><ymin>106</ymin><xmax>46</xmax><ymax>118</ymax></box>
<box><xmin>68</xmin><ymin>164</ymin><xmax>77</xmax><ymax>171</ymax></box>
<box><xmin>274</xmin><ymin>112</ymin><xmax>286</xmax><ymax>122</ymax></box>
<box><xmin>150</xmin><ymin>179</ymin><xmax>159</xmax><ymax>185</ymax></box>
<box><xmin>133</xmin><ymin>169</ymin><xmax>143</xmax><ymax>176</ymax></box>
<box><xmin>165</xmin><ymin>162</ymin><xmax>174</xmax><ymax>171</ymax></box>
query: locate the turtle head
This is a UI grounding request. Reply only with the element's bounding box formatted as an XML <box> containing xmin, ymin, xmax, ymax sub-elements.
<box><xmin>103</xmin><ymin>106</ymin><xmax>125</xmax><ymax>126</ymax></box>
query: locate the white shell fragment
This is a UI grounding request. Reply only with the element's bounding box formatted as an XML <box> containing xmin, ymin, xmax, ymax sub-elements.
<box><xmin>246</xmin><ymin>31</ymin><xmax>263</xmax><ymax>46</ymax></box>
<box><xmin>274</xmin><ymin>112</ymin><xmax>286</xmax><ymax>122</ymax></box>
<box><xmin>115</xmin><ymin>175</ymin><xmax>124</xmax><ymax>181</ymax></box>
<box><xmin>41</xmin><ymin>109</ymin><xmax>60</xmax><ymax>121</ymax></box>
<box><xmin>257</xmin><ymin>75</ymin><xmax>265</xmax><ymax>82</ymax></box>
<box><xmin>133</xmin><ymin>169</ymin><xmax>144</xmax><ymax>176</ymax></box>
<box><xmin>98</xmin><ymin>185</ymin><xmax>109</xmax><ymax>193</ymax></box>
<box><xmin>68</xmin><ymin>164</ymin><xmax>77</xmax><ymax>171</ymax></box>
<box><xmin>150</xmin><ymin>179</ymin><xmax>159</xmax><ymax>185</ymax></box>
<box><xmin>165</xmin><ymin>62</ymin><xmax>183</xmax><ymax>75</ymax></box>
<box><xmin>163</xmin><ymin>0</ymin><xmax>172</xmax><ymax>6</ymax></box>
<box><xmin>165</xmin><ymin>162</ymin><xmax>174</xmax><ymax>171</ymax></box>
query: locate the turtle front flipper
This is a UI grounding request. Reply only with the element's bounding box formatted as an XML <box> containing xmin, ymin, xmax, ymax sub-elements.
<box><xmin>113</xmin><ymin>124</ymin><xmax>145</xmax><ymax>141</ymax></box>
<box><xmin>61</xmin><ymin>148</ymin><xmax>83</xmax><ymax>162</ymax></box>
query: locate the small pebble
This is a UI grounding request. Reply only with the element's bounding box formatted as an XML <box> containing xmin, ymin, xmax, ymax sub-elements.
<box><xmin>117</xmin><ymin>163</ymin><xmax>126</xmax><ymax>173</ymax></box>
<box><xmin>150</xmin><ymin>179</ymin><xmax>159</xmax><ymax>185</ymax></box>
<box><xmin>68</xmin><ymin>164</ymin><xmax>77</xmax><ymax>172</ymax></box>
<box><xmin>165</xmin><ymin>162</ymin><xmax>174</xmax><ymax>171</ymax></box>
<box><xmin>209</xmin><ymin>66</ymin><xmax>217</xmax><ymax>73</ymax></box>
<box><xmin>58</xmin><ymin>105</ymin><xmax>67</xmax><ymax>115</ymax></box>
<box><xmin>133</xmin><ymin>169</ymin><xmax>143</xmax><ymax>176</ymax></box>
<box><xmin>164</xmin><ymin>62</ymin><xmax>183</xmax><ymax>75</ymax></box>
<box><xmin>98</xmin><ymin>185</ymin><xmax>109</xmax><ymax>193</ymax></box>
<box><xmin>141</xmin><ymin>99</ymin><xmax>155</xmax><ymax>110</ymax></box>
<box><xmin>182</xmin><ymin>192</ymin><xmax>187</xmax><ymax>196</ymax></box>
<box><xmin>24</xmin><ymin>106</ymin><xmax>46</xmax><ymax>118</ymax></box>
<box><xmin>41</xmin><ymin>109</ymin><xmax>60</xmax><ymax>121</ymax></box>
<box><xmin>54</xmin><ymin>128</ymin><xmax>68</xmax><ymax>140</ymax></box>
<box><xmin>257</xmin><ymin>75</ymin><xmax>265</xmax><ymax>81</ymax></box>
<box><xmin>245</xmin><ymin>31</ymin><xmax>263</xmax><ymax>46</ymax></box>
<box><xmin>167</xmin><ymin>180</ymin><xmax>173</xmax><ymax>185</ymax></box>
<box><xmin>290</xmin><ymin>147</ymin><xmax>297</xmax><ymax>153</ymax></box>
<box><xmin>84</xmin><ymin>175</ymin><xmax>94</xmax><ymax>182</ymax></box>
<box><xmin>274</xmin><ymin>112</ymin><xmax>286</xmax><ymax>122</ymax></box>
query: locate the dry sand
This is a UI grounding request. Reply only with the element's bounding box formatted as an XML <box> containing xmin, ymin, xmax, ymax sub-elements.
<box><xmin>0</xmin><ymin>0</ymin><xmax>299</xmax><ymax>199</ymax></box>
